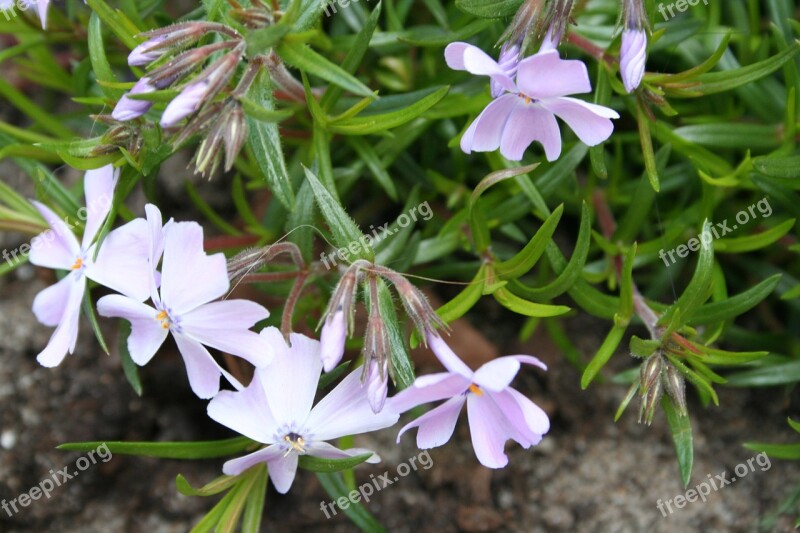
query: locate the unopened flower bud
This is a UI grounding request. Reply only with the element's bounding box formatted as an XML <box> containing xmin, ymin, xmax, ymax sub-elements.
<box><xmin>365</xmin><ymin>357</ymin><xmax>389</xmax><ymax>414</ymax></box>
<box><xmin>639</xmin><ymin>353</ymin><xmax>663</xmax><ymax>392</ymax></box>
<box><xmin>161</xmin><ymin>81</ymin><xmax>208</xmax><ymax>127</ymax></box>
<box><xmin>663</xmin><ymin>363</ymin><xmax>687</xmax><ymax>416</ymax></box>
<box><xmin>129</xmin><ymin>35</ymin><xmax>170</xmax><ymax>66</ymax></box>
<box><xmin>639</xmin><ymin>374</ymin><xmax>662</xmax><ymax>425</ymax></box>
<box><xmin>320</xmin><ymin>310</ymin><xmax>347</xmax><ymax>373</ymax></box>
<box><xmin>112</xmin><ymin>77</ymin><xmax>156</xmax><ymax>121</ymax></box>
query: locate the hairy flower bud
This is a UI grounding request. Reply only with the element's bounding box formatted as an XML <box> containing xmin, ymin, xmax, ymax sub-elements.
<box><xmin>639</xmin><ymin>353</ymin><xmax>663</xmax><ymax>392</ymax></box>
<box><xmin>320</xmin><ymin>310</ymin><xmax>347</xmax><ymax>373</ymax></box>
<box><xmin>364</xmin><ymin>357</ymin><xmax>389</xmax><ymax>414</ymax></box>
<box><xmin>663</xmin><ymin>362</ymin><xmax>687</xmax><ymax>416</ymax></box>
<box><xmin>620</xmin><ymin>0</ymin><xmax>648</xmax><ymax>92</ymax></box>
<box><xmin>639</xmin><ymin>374</ymin><xmax>662</xmax><ymax>425</ymax></box>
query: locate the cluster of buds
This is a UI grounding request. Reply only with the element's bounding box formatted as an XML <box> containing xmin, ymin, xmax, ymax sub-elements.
<box><xmin>319</xmin><ymin>260</ymin><xmax>447</xmax><ymax>414</ymax></box>
<box><xmin>88</xmin><ymin>115</ymin><xmax>145</xmax><ymax>158</ymax></box>
<box><xmin>638</xmin><ymin>352</ymin><xmax>687</xmax><ymax>425</ymax></box>
<box><xmin>499</xmin><ymin>0</ymin><xmax>574</xmax><ymax>55</ymax></box>
<box><xmin>109</xmin><ymin>21</ymin><xmax>260</xmax><ymax>178</ymax></box>
<box><xmin>619</xmin><ymin>0</ymin><xmax>649</xmax><ymax>92</ymax></box>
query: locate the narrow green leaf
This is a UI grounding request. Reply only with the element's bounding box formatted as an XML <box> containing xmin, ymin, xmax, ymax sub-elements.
<box><xmin>495</xmin><ymin>203</ymin><xmax>562</xmax><ymax>280</ymax></box>
<box><xmin>494</xmin><ymin>287</ymin><xmax>571</xmax><ymax>317</ymax></box>
<box><xmin>58</xmin><ymin>437</ymin><xmax>257</xmax><ymax>459</ymax></box>
<box><xmin>317</xmin><ymin>472</ymin><xmax>386</xmax><ymax>532</ymax></box>
<box><xmin>663</xmin><ymin>396</ymin><xmax>694</xmax><ymax>488</ymax></box>
<box><xmin>581</xmin><ymin>322</ymin><xmax>627</xmax><ymax>389</ymax></box>
<box><xmin>176</xmin><ymin>474</ymin><xmax>239</xmax><ymax>497</ymax></box>
<box><xmin>277</xmin><ymin>41</ymin><xmax>375</xmax><ymax>98</ymax></box>
<box><xmin>117</xmin><ymin>320</ymin><xmax>143</xmax><ymax>396</ymax></box>
<box><xmin>303</xmin><ymin>165</ymin><xmax>372</xmax><ymax>260</ymax></box>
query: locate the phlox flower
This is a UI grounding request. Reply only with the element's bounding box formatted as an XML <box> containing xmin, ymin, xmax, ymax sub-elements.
<box><xmin>208</xmin><ymin>327</ymin><xmax>399</xmax><ymax>493</ymax></box>
<box><xmin>97</xmin><ymin>211</ymin><xmax>272</xmax><ymax>398</ymax></box>
<box><xmin>445</xmin><ymin>42</ymin><xmax>619</xmax><ymax>161</ymax></box>
<box><xmin>390</xmin><ymin>331</ymin><xmax>550</xmax><ymax>469</ymax></box>
<box><xmin>29</xmin><ymin>165</ymin><xmax>151</xmax><ymax>367</ymax></box>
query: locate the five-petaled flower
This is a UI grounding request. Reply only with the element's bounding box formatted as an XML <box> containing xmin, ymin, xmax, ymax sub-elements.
<box><xmin>97</xmin><ymin>209</ymin><xmax>272</xmax><ymax>398</ymax></box>
<box><xmin>208</xmin><ymin>328</ymin><xmax>399</xmax><ymax>493</ymax></box>
<box><xmin>390</xmin><ymin>331</ymin><xmax>550</xmax><ymax>468</ymax></box>
<box><xmin>446</xmin><ymin>42</ymin><xmax>619</xmax><ymax>162</ymax></box>
<box><xmin>29</xmin><ymin>165</ymin><xmax>151</xmax><ymax>367</ymax></box>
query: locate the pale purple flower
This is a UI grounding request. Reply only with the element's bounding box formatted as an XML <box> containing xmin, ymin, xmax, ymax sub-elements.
<box><xmin>390</xmin><ymin>331</ymin><xmax>550</xmax><ymax>469</ymax></box>
<box><xmin>445</xmin><ymin>42</ymin><xmax>620</xmax><ymax>161</ymax></box>
<box><xmin>319</xmin><ymin>309</ymin><xmax>347</xmax><ymax>372</ymax></box>
<box><xmin>112</xmin><ymin>77</ymin><xmax>157</xmax><ymax>121</ymax></box>
<box><xmin>207</xmin><ymin>327</ymin><xmax>399</xmax><ymax>493</ymax></box>
<box><xmin>160</xmin><ymin>81</ymin><xmax>208</xmax><ymax>127</ymax></box>
<box><xmin>128</xmin><ymin>36</ymin><xmax>168</xmax><ymax>67</ymax></box>
<box><xmin>97</xmin><ymin>217</ymin><xmax>272</xmax><ymax>399</ymax></box>
<box><xmin>620</xmin><ymin>29</ymin><xmax>647</xmax><ymax>93</ymax></box>
<box><xmin>29</xmin><ymin>165</ymin><xmax>151</xmax><ymax>367</ymax></box>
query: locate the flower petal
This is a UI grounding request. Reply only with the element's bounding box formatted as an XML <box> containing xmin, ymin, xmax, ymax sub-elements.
<box><xmin>96</xmin><ymin>294</ymin><xmax>167</xmax><ymax>366</ymax></box>
<box><xmin>306</xmin><ymin>367</ymin><xmax>399</xmax><ymax>442</ymax></box>
<box><xmin>257</xmin><ymin>328</ymin><xmax>321</xmax><ymax>427</ymax></box>
<box><xmin>32</xmin><ymin>274</ymin><xmax>76</xmax><ymax>327</ymax></box>
<box><xmin>499</xmin><ymin>102</ymin><xmax>562</xmax><ymax>161</ymax></box>
<box><xmin>160</xmin><ymin>222</ymin><xmax>229</xmax><ymax>314</ymax></box>
<box><xmin>172</xmin><ymin>333</ymin><xmax>225</xmax><ymax>399</ymax></box>
<box><xmin>498</xmin><ymin>387</ymin><xmax>550</xmax><ymax>437</ymax></box>
<box><xmin>460</xmin><ymin>94</ymin><xmax>518</xmax><ymax>155</ymax></box>
<box><xmin>516</xmin><ymin>50</ymin><xmax>591</xmax><ymax>99</ymax></box>
<box><xmin>541</xmin><ymin>97</ymin><xmax>619</xmax><ymax>147</ymax></box>
<box><xmin>445</xmin><ymin>42</ymin><xmax>516</xmax><ymax>93</ymax></box>
<box><xmin>87</xmin><ymin>218</ymin><xmax>151</xmax><ymax>301</ymax></box>
<box><xmin>304</xmin><ymin>442</ymin><xmax>381</xmax><ymax>464</ymax></box>
<box><xmin>466</xmin><ymin>393</ymin><xmax>511</xmax><ymax>468</ymax></box>
<box><xmin>472</xmin><ymin>357</ymin><xmax>521</xmax><ymax>392</ymax></box>
<box><xmin>181</xmin><ymin>300</ymin><xmax>272</xmax><ymax>367</ymax></box>
<box><xmin>425</xmin><ymin>331</ymin><xmax>474</xmax><ymax>378</ymax></box>
<box><xmin>81</xmin><ymin>165</ymin><xmax>119</xmax><ymax>250</ymax></box>
<box><xmin>36</xmin><ymin>276</ymin><xmax>85</xmax><ymax>368</ymax></box>
<box><xmin>29</xmin><ymin>201</ymin><xmax>80</xmax><ymax>270</ymax></box>
<box><xmin>265</xmin><ymin>453</ymin><xmax>299</xmax><ymax>494</ymax></box>
<box><xmin>207</xmin><ymin>377</ymin><xmax>279</xmax><ymax>444</ymax></box>
<box><xmin>397</xmin><ymin>395</ymin><xmax>465</xmax><ymax>449</ymax></box>
<box><xmin>222</xmin><ymin>444</ymin><xmax>284</xmax><ymax>476</ymax></box>
<box><xmin>388</xmin><ymin>372</ymin><xmax>469</xmax><ymax>414</ymax></box>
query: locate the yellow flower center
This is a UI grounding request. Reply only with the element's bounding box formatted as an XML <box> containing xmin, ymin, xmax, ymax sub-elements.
<box><xmin>70</xmin><ymin>258</ymin><xmax>83</xmax><ymax>270</ymax></box>
<box><xmin>469</xmin><ymin>384</ymin><xmax>483</xmax><ymax>396</ymax></box>
<box><xmin>156</xmin><ymin>310</ymin><xmax>170</xmax><ymax>329</ymax></box>
<box><xmin>283</xmin><ymin>433</ymin><xmax>306</xmax><ymax>456</ymax></box>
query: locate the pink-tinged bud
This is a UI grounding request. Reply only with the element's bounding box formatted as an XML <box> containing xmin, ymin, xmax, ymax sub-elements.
<box><xmin>620</xmin><ymin>29</ymin><xmax>647</xmax><ymax>93</ymax></box>
<box><xmin>112</xmin><ymin>77</ymin><xmax>157</xmax><ymax>121</ymax></box>
<box><xmin>128</xmin><ymin>36</ymin><xmax>169</xmax><ymax>67</ymax></box>
<box><xmin>365</xmin><ymin>358</ymin><xmax>389</xmax><ymax>414</ymax></box>
<box><xmin>320</xmin><ymin>310</ymin><xmax>347</xmax><ymax>373</ymax></box>
<box><xmin>491</xmin><ymin>41</ymin><xmax>521</xmax><ymax>97</ymax></box>
<box><xmin>160</xmin><ymin>81</ymin><xmax>208</xmax><ymax>127</ymax></box>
